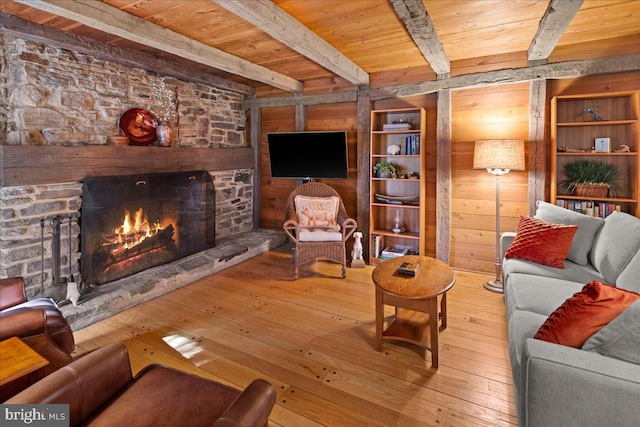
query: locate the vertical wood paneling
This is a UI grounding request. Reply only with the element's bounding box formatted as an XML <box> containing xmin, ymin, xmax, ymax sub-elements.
<box><xmin>257</xmin><ymin>72</ymin><xmax>640</xmax><ymax>274</ymax></box>
<box><xmin>258</xmin><ymin>103</ymin><xmax>359</xmax><ymax>237</ymax></box>
<box><xmin>450</xmin><ymin>83</ymin><xmax>530</xmax><ymax>273</ymax></box>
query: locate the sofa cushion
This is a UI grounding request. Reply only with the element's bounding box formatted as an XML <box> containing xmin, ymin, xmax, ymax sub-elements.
<box><xmin>616</xmin><ymin>247</ymin><xmax>640</xmax><ymax>293</ymax></box>
<box><xmin>590</xmin><ymin>211</ymin><xmax>640</xmax><ymax>284</ymax></box>
<box><xmin>504</xmin><ymin>273</ymin><xmax>585</xmax><ymax>317</ymax></box>
<box><xmin>534</xmin><ymin>281</ymin><xmax>640</xmax><ymax>348</ymax></box>
<box><xmin>582</xmin><ymin>300</ymin><xmax>640</xmax><ymax>364</ymax></box>
<box><xmin>534</xmin><ymin>200</ymin><xmax>604</xmax><ymax>265</ymax></box>
<box><xmin>505</xmin><ymin>216</ymin><xmax>577</xmax><ymax>268</ymax></box>
<box><xmin>502</xmin><ymin>257</ymin><xmax>604</xmax><ymax>287</ymax></box>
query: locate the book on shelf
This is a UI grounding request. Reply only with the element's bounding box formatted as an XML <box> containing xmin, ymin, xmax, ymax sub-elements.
<box><xmin>403</xmin><ymin>134</ymin><xmax>420</xmax><ymax>155</ymax></box>
<box><xmin>556</xmin><ymin>199</ymin><xmax>622</xmax><ymax>218</ymax></box>
<box><xmin>396</xmin><ymin>261</ymin><xmax>420</xmax><ymax>277</ymax></box>
<box><xmin>382</xmin><ymin>122</ymin><xmax>411</xmax><ymax>131</ymax></box>
<box><xmin>374</xmin><ymin>193</ymin><xmax>419</xmax><ymax>205</ymax></box>
<box><xmin>379</xmin><ymin>245</ymin><xmax>410</xmax><ymax>260</ymax></box>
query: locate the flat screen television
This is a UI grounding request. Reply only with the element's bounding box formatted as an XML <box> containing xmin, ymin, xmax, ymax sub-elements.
<box><xmin>267</xmin><ymin>131</ymin><xmax>349</xmax><ymax>180</ymax></box>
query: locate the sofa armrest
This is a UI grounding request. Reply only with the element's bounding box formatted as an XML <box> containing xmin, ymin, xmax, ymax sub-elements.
<box><xmin>0</xmin><ymin>277</ymin><xmax>28</xmax><ymax>310</ymax></box>
<box><xmin>501</xmin><ymin>232</ymin><xmax>517</xmax><ymax>260</ymax></box>
<box><xmin>7</xmin><ymin>343</ymin><xmax>133</xmax><ymax>425</ymax></box>
<box><xmin>522</xmin><ymin>338</ymin><xmax>640</xmax><ymax>427</ymax></box>
<box><xmin>214</xmin><ymin>379</ymin><xmax>276</xmax><ymax>427</ymax></box>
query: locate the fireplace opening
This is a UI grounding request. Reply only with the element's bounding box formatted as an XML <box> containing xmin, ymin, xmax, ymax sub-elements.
<box><xmin>81</xmin><ymin>171</ymin><xmax>215</xmax><ymax>285</ymax></box>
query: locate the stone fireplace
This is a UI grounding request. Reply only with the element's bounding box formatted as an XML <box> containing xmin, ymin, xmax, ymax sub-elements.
<box><xmin>81</xmin><ymin>171</ymin><xmax>215</xmax><ymax>286</ymax></box>
<box><xmin>0</xmin><ymin>33</ymin><xmax>289</xmax><ymax>330</ymax></box>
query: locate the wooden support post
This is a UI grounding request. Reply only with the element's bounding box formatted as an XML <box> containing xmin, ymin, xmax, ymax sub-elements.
<box><xmin>250</xmin><ymin>106</ymin><xmax>262</xmax><ymax>229</ymax></box>
<box><xmin>528</xmin><ymin>80</ymin><xmax>547</xmax><ymax>215</ymax></box>
<box><xmin>356</xmin><ymin>86</ymin><xmax>371</xmax><ymax>259</ymax></box>
<box><xmin>436</xmin><ymin>89</ymin><xmax>451</xmax><ymax>264</ymax></box>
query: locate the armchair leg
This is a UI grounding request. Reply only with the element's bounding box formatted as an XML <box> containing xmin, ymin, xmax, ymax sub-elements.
<box><xmin>341</xmin><ymin>265</ymin><xmax>346</xmax><ymax>278</ymax></box>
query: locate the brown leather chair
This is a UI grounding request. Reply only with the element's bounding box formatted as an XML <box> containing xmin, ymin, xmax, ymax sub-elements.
<box><xmin>0</xmin><ymin>277</ymin><xmax>75</xmax><ymax>377</ymax></box>
<box><xmin>7</xmin><ymin>343</ymin><xmax>276</xmax><ymax>427</ymax></box>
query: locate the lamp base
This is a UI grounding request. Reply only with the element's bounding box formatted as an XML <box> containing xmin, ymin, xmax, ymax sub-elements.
<box><xmin>483</xmin><ymin>279</ymin><xmax>504</xmax><ymax>293</ymax></box>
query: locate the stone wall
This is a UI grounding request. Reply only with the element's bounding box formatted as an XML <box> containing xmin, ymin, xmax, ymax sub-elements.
<box><xmin>0</xmin><ymin>34</ymin><xmax>253</xmax><ymax>298</ymax></box>
<box><xmin>2</xmin><ymin>35</ymin><xmax>246</xmax><ymax>147</ymax></box>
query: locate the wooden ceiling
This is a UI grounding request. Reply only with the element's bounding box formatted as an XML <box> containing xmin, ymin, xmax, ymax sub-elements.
<box><xmin>1</xmin><ymin>0</ymin><xmax>639</xmax><ymax>96</ymax></box>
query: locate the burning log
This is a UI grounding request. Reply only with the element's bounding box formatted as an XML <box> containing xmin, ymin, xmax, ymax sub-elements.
<box><xmin>107</xmin><ymin>224</ymin><xmax>176</xmax><ymax>265</ymax></box>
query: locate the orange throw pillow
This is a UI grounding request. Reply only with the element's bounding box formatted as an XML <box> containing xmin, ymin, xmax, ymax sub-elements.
<box><xmin>535</xmin><ymin>281</ymin><xmax>640</xmax><ymax>348</ymax></box>
<box><xmin>505</xmin><ymin>216</ymin><xmax>578</xmax><ymax>268</ymax></box>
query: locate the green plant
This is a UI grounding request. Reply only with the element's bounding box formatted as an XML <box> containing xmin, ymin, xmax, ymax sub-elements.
<box><xmin>560</xmin><ymin>160</ymin><xmax>623</xmax><ymax>196</ymax></box>
<box><xmin>373</xmin><ymin>162</ymin><xmax>397</xmax><ymax>178</ymax></box>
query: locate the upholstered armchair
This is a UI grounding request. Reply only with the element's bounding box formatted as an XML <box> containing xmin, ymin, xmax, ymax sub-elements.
<box><xmin>7</xmin><ymin>343</ymin><xmax>277</xmax><ymax>427</ymax></box>
<box><xmin>283</xmin><ymin>182</ymin><xmax>357</xmax><ymax>279</ymax></box>
<box><xmin>0</xmin><ymin>277</ymin><xmax>75</xmax><ymax>378</ymax></box>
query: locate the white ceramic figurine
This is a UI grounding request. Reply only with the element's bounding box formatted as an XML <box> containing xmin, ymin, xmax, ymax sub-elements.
<box><xmin>351</xmin><ymin>232</ymin><xmax>365</xmax><ymax>268</ymax></box>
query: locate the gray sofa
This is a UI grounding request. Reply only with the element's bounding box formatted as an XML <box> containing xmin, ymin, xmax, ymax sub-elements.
<box><xmin>502</xmin><ymin>201</ymin><xmax>640</xmax><ymax>427</ymax></box>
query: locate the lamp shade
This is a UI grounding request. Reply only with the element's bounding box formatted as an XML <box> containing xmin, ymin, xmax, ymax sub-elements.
<box><xmin>473</xmin><ymin>139</ymin><xmax>525</xmax><ymax>171</ymax></box>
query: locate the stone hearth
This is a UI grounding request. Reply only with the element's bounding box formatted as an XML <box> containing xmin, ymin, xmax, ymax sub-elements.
<box><xmin>60</xmin><ymin>229</ymin><xmax>287</xmax><ymax>330</ymax></box>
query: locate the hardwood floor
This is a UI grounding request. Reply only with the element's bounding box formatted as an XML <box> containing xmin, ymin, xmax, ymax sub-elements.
<box><xmin>72</xmin><ymin>248</ymin><xmax>517</xmax><ymax>427</ymax></box>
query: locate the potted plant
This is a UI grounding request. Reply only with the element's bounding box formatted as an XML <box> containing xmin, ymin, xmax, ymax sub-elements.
<box><xmin>561</xmin><ymin>160</ymin><xmax>623</xmax><ymax>198</ymax></box>
<box><xmin>373</xmin><ymin>162</ymin><xmax>397</xmax><ymax>178</ymax></box>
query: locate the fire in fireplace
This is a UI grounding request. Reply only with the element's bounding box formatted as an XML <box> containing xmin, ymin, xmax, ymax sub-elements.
<box><xmin>81</xmin><ymin>171</ymin><xmax>215</xmax><ymax>285</ymax></box>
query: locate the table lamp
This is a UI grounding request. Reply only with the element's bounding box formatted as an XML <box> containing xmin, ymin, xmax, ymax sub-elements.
<box><xmin>473</xmin><ymin>139</ymin><xmax>525</xmax><ymax>293</ymax></box>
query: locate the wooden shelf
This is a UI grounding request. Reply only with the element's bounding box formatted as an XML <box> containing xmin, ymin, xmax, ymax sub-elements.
<box><xmin>556</xmin><ymin>152</ymin><xmax>637</xmax><ymax>156</ymax></box>
<box><xmin>557</xmin><ymin>120</ymin><xmax>637</xmax><ymax>126</ymax></box>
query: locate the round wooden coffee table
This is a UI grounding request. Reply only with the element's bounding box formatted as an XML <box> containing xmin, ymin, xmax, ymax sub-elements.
<box><xmin>372</xmin><ymin>255</ymin><xmax>455</xmax><ymax>368</ymax></box>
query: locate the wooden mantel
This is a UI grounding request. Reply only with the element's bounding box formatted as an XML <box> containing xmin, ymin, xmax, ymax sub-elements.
<box><xmin>0</xmin><ymin>145</ymin><xmax>254</xmax><ymax>186</ymax></box>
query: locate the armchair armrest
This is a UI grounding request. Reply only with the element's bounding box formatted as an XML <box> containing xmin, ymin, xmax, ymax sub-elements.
<box><xmin>214</xmin><ymin>379</ymin><xmax>277</xmax><ymax>427</ymax></box>
<box><xmin>0</xmin><ymin>309</ymin><xmax>47</xmax><ymax>341</ymax></box>
<box><xmin>522</xmin><ymin>338</ymin><xmax>640</xmax><ymax>427</ymax></box>
<box><xmin>0</xmin><ymin>277</ymin><xmax>28</xmax><ymax>310</ymax></box>
<box><xmin>7</xmin><ymin>343</ymin><xmax>133</xmax><ymax>425</ymax></box>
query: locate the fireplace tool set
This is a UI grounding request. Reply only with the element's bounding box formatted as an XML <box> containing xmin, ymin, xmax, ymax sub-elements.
<box><xmin>40</xmin><ymin>213</ymin><xmax>87</xmax><ymax>305</ymax></box>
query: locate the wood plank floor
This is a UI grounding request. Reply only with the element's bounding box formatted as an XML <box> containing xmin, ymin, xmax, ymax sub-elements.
<box><xmin>72</xmin><ymin>247</ymin><xmax>517</xmax><ymax>427</ymax></box>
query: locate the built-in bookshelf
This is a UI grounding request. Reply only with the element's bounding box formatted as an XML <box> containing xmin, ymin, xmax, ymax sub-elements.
<box><xmin>551</xmin><ymin>91</ymin><xmax>640</xmax><ymax>217</ymax></box>
<box><xmin>369</xmin><ymin>107</ymin><xmax>426</xmax><ymax>264</ymax></box>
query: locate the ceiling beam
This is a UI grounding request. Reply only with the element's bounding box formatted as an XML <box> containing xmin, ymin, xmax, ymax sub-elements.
<box><xmin>0</xmin><ymin>12</ymin><xmax>255</xmax><ymax>95</ymax></box>
<box><xmin>12</xmin><ymin>0</ymin><xmax>303</xmax><ymax>93</ymax></box>
<box><xmin>373</xmin><ymin>53</ymin><xmax>640</xmax><ymax>99</ymax></box>
<box><xmin>528</xmin><ymin>0</ymin><xmax>584</xmax><ymax>63</ymax></box>
<box><xmin>212</xmin><ymin>0</ymin><xmax>369</xmax><ymax>86</ymax></box>
<box><xmin>245</xmin><ymin>53</ymin><xmax>640</xmax><ymax>108</ymax></box>
<box><xmin>389</xmin><ymin>0</ymin><xmax>450</xmax><ymax>76</ymax></box>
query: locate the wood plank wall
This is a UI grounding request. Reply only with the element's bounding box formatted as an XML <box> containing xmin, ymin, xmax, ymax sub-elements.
<box><xmin>450</xmin><ymin>83</ymin><xmax>530</xmax><ymax>272</ymax></box>
<box><xmin>259</xmin><ymin>103</ymin><xmax>359</xmax><ymax>231</ymax></box>
<box><xmin>258</xmin><ymin>71</ymin><xmax>640</xmax><ymax>274</ymax></box>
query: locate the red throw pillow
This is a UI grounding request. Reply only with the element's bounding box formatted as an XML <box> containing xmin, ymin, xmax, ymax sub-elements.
<box><xmin>535</xmin><ymin>281</ymin><xmax>640</xmax><ymax>348</ymax></box>
<box><xmin>505</xmin><ymin>216</ymin><xmax>578</xmax><ymax>268</ymax></box>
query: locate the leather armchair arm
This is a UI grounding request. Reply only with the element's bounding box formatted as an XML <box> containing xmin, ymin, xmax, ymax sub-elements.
<box><xmin>0</xmin><ymin>277</ymin><xmax>28</xmax><ymax>310</ymax></box>
<box><xmin>213</xmin><ymin>379</ymin><xmax>277</xmax><ymax>427</ymax></box>
<box><xmin>7</xmin><ymin>343</ymin><xmax>133</xmax><ymax>426</ymax></box>
<box><xmin>0</xmin><ymin>309</ymin><xmax>47</xmax><ymax>341</ymax></box>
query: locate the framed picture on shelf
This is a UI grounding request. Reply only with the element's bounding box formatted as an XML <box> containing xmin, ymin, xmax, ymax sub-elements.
<box><xmin>594</xmin><ymin>137</ymin><xmax>611</xmax><ymax>153</ymax></box>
